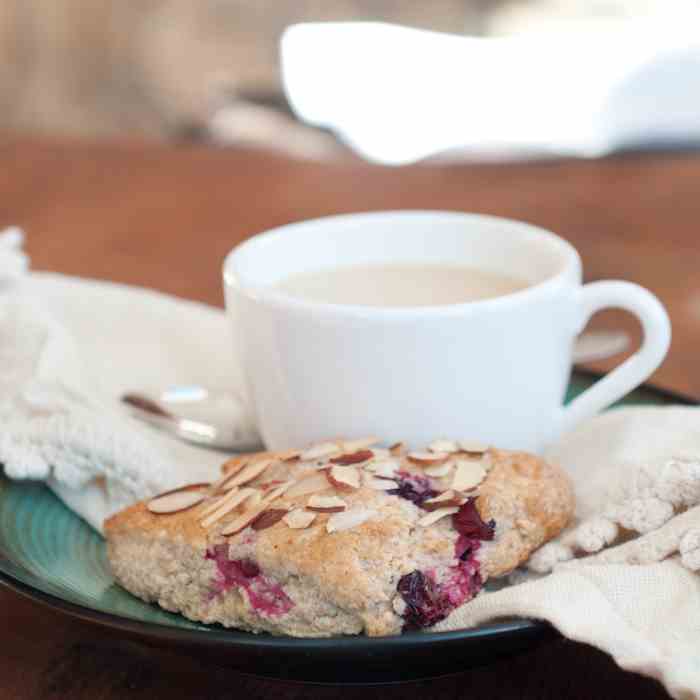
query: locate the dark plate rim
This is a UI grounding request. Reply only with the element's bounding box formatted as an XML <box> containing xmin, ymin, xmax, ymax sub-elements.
<box><xmin>0</xmin><ymin>370</ymin><xmax>695</xmax><ymax>651</ymax></box>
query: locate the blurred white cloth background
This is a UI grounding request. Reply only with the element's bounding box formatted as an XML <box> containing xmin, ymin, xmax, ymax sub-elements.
<box><xmin>281</xmin><ymin>20</ymin><xmax>700</xmax><ymax>165</ymax></box>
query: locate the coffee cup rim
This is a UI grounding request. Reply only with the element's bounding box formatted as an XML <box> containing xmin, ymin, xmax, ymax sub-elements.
<box><xmin>223</xmin><ymin>210</ymin><xmax>582</xmax><ymax>318</ymax></box>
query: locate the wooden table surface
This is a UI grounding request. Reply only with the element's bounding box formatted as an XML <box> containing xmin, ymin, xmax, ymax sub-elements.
<box><xmin>3</xmin><ymin>135</ymin><xmax>697</xmax><ymax>699</ymax></box>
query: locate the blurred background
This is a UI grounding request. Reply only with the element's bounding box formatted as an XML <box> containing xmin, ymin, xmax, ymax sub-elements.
<box><xmin>4</xmin><ymin>0</ymin><xmax>700</xmax><ymax>396</ymax></box>
<box><xmin>3</xmin><ymin>0</ymin><xmax>698</xmax><ymax>160</ymax></box>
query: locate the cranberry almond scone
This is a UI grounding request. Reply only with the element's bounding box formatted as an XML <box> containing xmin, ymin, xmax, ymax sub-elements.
<box><xmin>105</xmin><ymin>439</ymin><xmax>574</xmax><ymax>637</ymax></box>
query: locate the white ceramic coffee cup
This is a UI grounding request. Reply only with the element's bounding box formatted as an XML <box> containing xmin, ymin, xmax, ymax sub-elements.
<box><xmin>224</xmin><ymin>211</ymin><xmax>670</xmax><ymax>453</ymax></box>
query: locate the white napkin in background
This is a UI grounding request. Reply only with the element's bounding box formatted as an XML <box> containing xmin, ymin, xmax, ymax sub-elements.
<box><xmin>3</xmin><ymin>229</ymin><xmax>700</xmax><ymax>696</ymax></box>
<box><xmin>0</xmin><ymin>229</ymin><xmax>256</xmax><ymax>532</ymax></box>
<box><xmin>281</xmin><ymin>21</ymin><xmax>700</xmax><ymax>165</ymax></box>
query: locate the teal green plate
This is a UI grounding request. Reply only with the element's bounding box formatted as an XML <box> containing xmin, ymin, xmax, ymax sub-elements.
<box><xmin>0</xmin><ymin>370</ymin><xmax>693</xmax><ymax>683</ymax></box>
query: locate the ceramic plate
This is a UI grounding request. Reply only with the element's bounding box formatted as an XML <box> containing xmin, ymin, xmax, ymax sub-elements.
<box><xmin>0</xmin><ymin>370</ymin><xmax>692</xmax><ymax>683</ymax></box>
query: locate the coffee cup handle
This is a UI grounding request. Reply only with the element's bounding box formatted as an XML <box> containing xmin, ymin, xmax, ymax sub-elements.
<box><xmin>558</xmin><ymin>281</ymin><xmax>671</xmax><ymax>437</ymax></box>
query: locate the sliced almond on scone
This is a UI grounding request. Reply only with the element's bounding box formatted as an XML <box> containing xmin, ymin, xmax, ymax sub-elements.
<box><xmin>200</xmin><ymin>488</ymin><xmax>237</xmax><ymax>518</ymax></box>
<box><xmin>458</xmin><ymin>440</ymin><xmax>489</xmax><ymax>455</ymax></box>
<box><xmin>330</xmin><ymin>449</ymin><xmax>374</xmax><ymax>465</ymax></box>
<box><xmin>306</xmin><ymin>494</ymin><xmax>347</xmax><ymax>513</ymax></box>
<box><xmin>200</xmin><ymin>487</ymin><xmax>257</xmax><ymax>528</ymax></box>
<box><xmin>424</xmin><ymin>462</ymin><xmax>453</xmax><ymax>477</ymax></box>
<box><xmin>451</xmin><ymin>459</ymin><xmax>487</xmax><ymax>492</ymax></box>
<box><xmin>428</xmin><ymin>439</ymin><xmax>459</xmax><ymax>453</ymax></box>
<box><xmin>283</xmin><ymin>508</ymin><xmax>317</xmax><ymax>529</ymax></box>
<box><xmin>251</xmin><ymin>508</ymin><xmax>288</xmax><ymax>531</ymax></box>
<box><xmin>262</xmin><ymin>481</ymin><xmax>294</xmax><ymax>503</ymax></box>
<box><xmin>147</xmin><ymin>488</ymin><xmax>207</xmax><ymax>514</ymax></box>
<box><xmin>363</xmin><ymin>472</ymin><xmax>397</xmax><ymax>491</ymax></box>
<box><xmin>219</xmin><ymin>487</ymin><xmax>285</xmax><ymax>536</ymax></box>
<box><xmin>151</xmin><ymin>482</ymin><xmax>211</xmax><ymax>499</ymax></box>
<box><xmin>213</xmin><ymin>457</ymin><xmax>256</xmax><ymax>492</ymax></box>
<box><xmin>407</xmin><ymin>451</ymin><xmax>449</xmax><ymax>466</ymax></box>
<box><xmin>389</xmin><ymin>441</ymin><xmax>405</xmax><ymax>456</ymax></box>
<box><xmin>219</xmin><ymin>457</ymin><xmax>275</xmax><ymax>490</ymax></box>
<box><xmin>326</xmin><ymin>465</ymin><xmax>361</xmax><ymax>491</ymax></box>
<box><xmin>219</xmin><ymin>457</ymin><xmax>250</xmax><ymax>476</ymax></box>
<box><xmin>285</xmin><ymin>472</ymin><xmax>331</xmax><ymax>498</ymax></box>
<box><xmin>371</xmin><ymin>459</ymin><xmax>400</xmax><ymax>478</ymax></box>
<box><xmin>211</xmin><ymin>470</ymin><xmax>240</xmax><ymax>494</ymax></box>
<box><xmin>300</xmin><ymin>442</ymin><xmax>341</xmax><ymax>461</ymax></box>
<box><xmin>418</xmin><ymin>506</ymin><xmax>459</xmax><ymax>527</ymax></box>
<box><xmin>221</xmin><ymin>506</ymin><xmax>267</xmax><ymax>536</ymax></box>
<box><xmin>326</xmin><ymin>508</ymin><xmax>375</xmax><ymax>533</ymax></box>
<box><xmin>422</xmin><ymin>490</ymin><xmax>464</xmax><ymax>511</ymax></box>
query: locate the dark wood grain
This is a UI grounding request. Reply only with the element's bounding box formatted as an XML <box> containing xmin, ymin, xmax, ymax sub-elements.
<box><xmin>1</xmin><ymin>134</ymin><xmax>694</xmax><ymax>699</ymax></box>
<box><xmin>0</xmin><ymin>588</ymin><xmax>668</xmax><ymax>700</ymax></box>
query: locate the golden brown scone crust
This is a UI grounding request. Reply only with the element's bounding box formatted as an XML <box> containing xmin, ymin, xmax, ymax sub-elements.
<box><xmin>105</xmin><ymin>445</ymin><xmax>574</xmax><ymax>636</ymax></box>
<box><xmin>476</xmin><ymin>449</ymin><xmax>575</xmax><ymax>577</ymax></box>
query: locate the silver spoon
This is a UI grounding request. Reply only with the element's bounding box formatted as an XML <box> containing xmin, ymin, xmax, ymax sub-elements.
<box><xmin>122</xmin><ymin>331</ymin><xmax>629</xmax><ymax>451</ymax></box>
<box><xmin>122</xmin><ymin>387</ymin><xmax>262</xmax><ymax>452</ymax></box>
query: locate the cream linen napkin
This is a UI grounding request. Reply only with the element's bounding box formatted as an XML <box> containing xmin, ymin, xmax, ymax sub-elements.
<box><xmin>0</xmin><ymin>229</ymin><xmax>257</xmax><ymax>532</ymax></box>
<box><xmin>436</xmin><ymin>406</ymin><xmax>700</xmax><ymax>699</ymax></box>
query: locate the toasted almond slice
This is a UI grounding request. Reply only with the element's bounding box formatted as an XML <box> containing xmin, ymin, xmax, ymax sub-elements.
<box><xmin>212</xmin><ymin>457</ymin><xmax>252</xmax><ymax>491</ymax></box>
<box><xmin>220</xmin><ymin>457</ymin><xmax>250</xmax><ymax>476</ymax></box>
<box><xmin>200</xmin><ymin>488</ymin><xmax>256</xmax><ymax>528</ymax></box>
<box><xmin>424</xmin><ymin>489</ymin><xmax>455</xmax><ymax>503</ymax></box>
<box><xmin>276</xmin><ymin>448</ymin><xmax>301</xmax><ymax>462</ymax></box>
<box><xmin>283</xmin><ymin>508</ymin><xmax>317</xmax><ymax>529</ymax></box>
<box><xmin>259</xmin><ymin>479</ymin><xmax>285</xmax><ymax>492</ymax></box>
<box><xmin>200</xmin><ymin>486</ymin><xmax>239</xmax><ymax>518</ymax></box>
<box><xmin>300</xmin><ymin>442</ymin><xmax>341</xmax><ymax>461</ymax></box>
<box><xmin>218</xmin><ymin>488</ymin><xmax>280</xmax><ymax>536</ymax></box>
<box><xmin>151</xmin><ymin>482</ymin><xmax>211</xmax><ymax>499</ymax></box>
<box><xmin>285</xmin><ymin>472</ymin><xmax>331</xmax><ymax>498</ymax></box>
<box><xmin>251</xmin><ymin>508</ymin><xmax>288</xmax><ymax>531</ymax></box>
<box><xmin>424</xmin><ymin>463</ymin><xmax>453</xmax><ymax>477</ymax></box>
<box><xmin>418</xmin><ymin>506</ymin><xmax>459</xmax><ymax>527</ymax></box>
<box><xmin>326</xmin><ymin>508</ymin><xmax>375</xmax><ymax>533</ymax></box>
<box><xmin>262</xmin><ymin>481</ymin><xmax>293</xmax><ymax>504</ymax></box>
<box><xmin>330</xmin><ymin>449</ymin><xmax>374</xmax><ymax>465</ymax></box>
<box><xmin>389</xmin><ymin>442</ymin><xmax>405</xmax><ymax>456</ymax></box>
<box><xmin>458</xmin><ymin>440</ymin><xmax>489</xmax><ymax>455</ymax></box>
<box><xmin>147</xmin><ymin>489</ymin><xmax>206</xmax><ymax>514</ymax></box>
<box><xmin>341</xmin><ymin>437</ymin><xmax>380</xmax><ymax>452</ymax></box>
<box><xmin>223</xmin><ymin>457</ymin><xmax>274</xmax><ymax>489</ymax></box>
<box><xmin>451</xmin><ymin>459</ymin><xmax>487</xmax><ymax>492</ymax></box>
<box><xmin>306</xmin><ymin>494</ymin><xmax>347</xmax><ymax>513</ymax></box>
<box><xmin>422</xmin><ymin>490</ymin><xmax>465</xmax><ymax>511</ymax></box>
<box><xmin>221</xmin><ymin>503</ymin><xmax>268</xmax><ymax>536</ymax></box>
<box><xmin>364</xmin><ymin>474</ymin><xmax>397</xmax><ymax>491</ymax></box>
<box><xmin>428</xmin><ymin>439</ymin><xmax>459</xmax><ymax>453</ymax></box>
<box><xmin>211</xmin><ymin>469</ymin><xmax>242</xmax><ymax>494</ymax></box>
<box><xmin>326</xmin><ymin>465</ymin><xmax>361</xmax><ymax>491</ymax></box>
<box><xmin>371</xmin><ymin>459</ymin><xmax>400</xmax><ymax>478</ymax></box>
<box><xmin>407</xmin><ymin>451</ymin><xmax>449</xmax><ymax>466</ymax></box>
<box><xmin>245</xmin><ymin>489</ymin><xmax>263</xmax><ymax>509</ymax></box>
